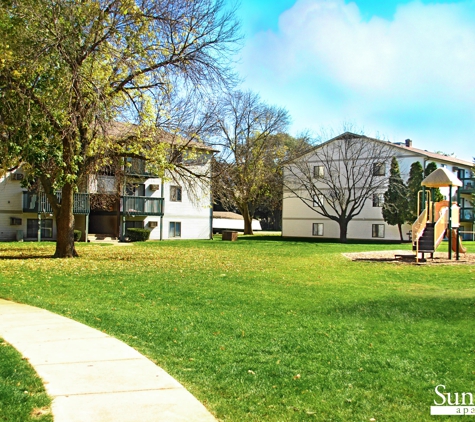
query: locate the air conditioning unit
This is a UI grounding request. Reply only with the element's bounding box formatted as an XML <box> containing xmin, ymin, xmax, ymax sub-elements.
<box><xmin>149</xmin><ymin>184</ymin><xmax>160</xmax><ymax>191</ymax></box>
<box><xmin>11</xmin><ymin>173</ymin><xmax>24</xmax><ymax>181</ymax></box>
<box><xmin>148</xmin><ymin>221</ymin><xmax>158</xmax><ymax>228</ymax></box>
<box><xmin>10</xmin><ymin>217</ymin><xmax>22</xmax><ymax>226</ymax></box>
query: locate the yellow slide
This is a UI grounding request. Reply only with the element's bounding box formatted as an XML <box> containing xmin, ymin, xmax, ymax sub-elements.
<box><xmin>451</xmin><ymin>229</ymin><xmax>467</xmax><ymax>254</ymax></box>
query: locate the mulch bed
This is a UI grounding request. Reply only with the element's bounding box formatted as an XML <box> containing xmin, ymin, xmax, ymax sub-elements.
<box><xmin>342</xmin><ymin>250</ymin><xmax>475</xmax><ymax>265</ymax></box>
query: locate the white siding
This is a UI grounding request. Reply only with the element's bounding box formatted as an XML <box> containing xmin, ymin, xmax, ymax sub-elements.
<box><xmin>283</xmin><ymin>136</ymin><xmax>473</xmax><ymax>241</ymax></box>
<box><xmin>0</xmin><ymin>172</ymin><xmax>26</xmax><ymax>241</ymax></box>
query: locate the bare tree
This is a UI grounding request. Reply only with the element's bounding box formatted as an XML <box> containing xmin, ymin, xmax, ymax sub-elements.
<box><xmin>284</xmin><ymin>132</ymin><xmax>395</xmax><ymax>242</ymax></box>
<box><xmin>253</xmin><ymin>133</ymin><xmax>313</xmax><ymax>230</ymax></box>
<box><xmin>207</xmin><ymin>90</ymin><xmax>290</xmax><ymax>234</ymax></box>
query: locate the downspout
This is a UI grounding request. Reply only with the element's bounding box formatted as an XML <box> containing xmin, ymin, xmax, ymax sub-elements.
<box><xmin>85</xmin><ymin>179</ymin><xmax>89</xmax><ymax>242</ymax></box>
<box><xmin>159</xmin><ymin>177</ymin><xmax>164</xmax><ymax>241</ymax></box>
<box><xmin>121</xmin><ymin>167</ymin><xmax>126</xmax><ymax>242</ymax></box>
<box><xmin>209</xmin><ymin>168</ymin><xmax>213</xmax><ymax>240</ymax></box>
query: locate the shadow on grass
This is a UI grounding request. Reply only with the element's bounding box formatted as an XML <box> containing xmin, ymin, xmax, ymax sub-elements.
<box><xmin>236</xmin><ymin>235</ymin><xmax>406</xmax><ymax>245</ymax></box>
<box><xmin>328</xmin><ymin>296</ymin><xmax>475</xmax><ymax>322</ymax></box>
<box><xmin>0</xmin><ymin>255</ymin><xmax>54</xmax><ymax>260</ymax></box>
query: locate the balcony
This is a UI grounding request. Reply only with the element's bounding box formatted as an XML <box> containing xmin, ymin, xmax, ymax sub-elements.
<box><xmin>124</xmin><ymin>158</ymin><xmax>156</xmax><ymax>177</ymax></box>
<box><xmin>23</xmin><ymin>192</ymin><xmax>90</xmax><ymax>215</ymax></box>
<box><xmin>459</xmin><ymin>177</ymin><xmax>475</xmax><ymax>193</ymax></box>
<box><xmin>121</xmin><ymin>196</ymin><xmax>164</xmax><ymax>216</ymax></box>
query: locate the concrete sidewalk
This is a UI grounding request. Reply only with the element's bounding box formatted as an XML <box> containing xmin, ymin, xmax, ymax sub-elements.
<box><xmin>0</xmin><ymin>299</ymin><xmax>216</xmax><ymax>422</ymax></box>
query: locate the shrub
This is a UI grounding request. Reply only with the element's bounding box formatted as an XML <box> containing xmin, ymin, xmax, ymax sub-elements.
<box><xmin>73</xmin><ymin>230</ymin><xmax>82</xmax><ymax>241</ymax></box>
<box><xmin>127</xmin><ymin>228</ymin><xmax>151</xmax><ymax>242</ymax></box>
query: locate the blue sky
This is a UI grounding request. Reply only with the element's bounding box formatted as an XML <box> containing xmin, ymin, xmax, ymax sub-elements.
<box><xmin>232</xmin><ymin>0</ymin><xmax>475</xmax><ymax>160</ymax></box>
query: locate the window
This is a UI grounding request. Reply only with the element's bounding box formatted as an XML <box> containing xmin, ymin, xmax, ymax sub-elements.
<box><xmin>126</xmin><ymin>184</ymin><xmax>145</xmax><ymax>196</ymax></box>
<box><xmin>126</xmin><ymin>157</ymin><xmax>146</xmax><ymax>175</ymax></box>
<box><xmin>313</xmin><ymin>194</ymin><xmax>323</xmax><ymax>207</ymax></box>
<box><xmin>372</xmin><ymin>193</ymin><xmax>384</xmax><ymax>207</ymax></box>
<box><xmin>10</xmin><ymin>217</ymin><xmax>22</xmax><ymax>226</ymax></box>
<box><xmin>373</xmin><ymin>162</ymin><xmax>386</xmax><ymax>176</ymax></box>
<box><xmin>312</xmin><ymin>223</ymin><xmax>324</xmax><ymax>236</ymax></box>
<box><xmin>169</xmin><ymin>221</ymin><xmax>181</xmax><ymax>238</ymax></box>
<box><xmin>125</xmin><ymin>221</ymin><xmax>144</xmax><ymax>230</ymax></box>
<box><xmin>27</xmin><ymin>219</ymin><xmax>53</xmax><ymax>238</ymax></box>
<box><xmin>170</xmin><ymin>186</ymin><xmax>182</xmax><ymax>202</ymax></box>
<box><xmin>372</xmin><ymin>224</ymin><xmax>385</xmax><ymax>238</ymax></box>
<box><xmin>313</xmin><ymin>166</ymin><xmax>324</xmax><ymax>178</ymax></box>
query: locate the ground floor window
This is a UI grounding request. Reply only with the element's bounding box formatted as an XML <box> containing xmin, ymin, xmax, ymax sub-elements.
<box><xmin>312</xmin><ymin>223</ymin><xmax>324</xmax><ymax>236</ymax></box>
<box><xmin>27</xmin><ymin>219</ymin><xmax>53</xmax><ymax>238</ymax></box>
<box><xmin>372</xmin><ymin>224</ymin><xmax>385</xmax><ymax>238</ymax></box>
<box><xmin>169</xmin><ymin>221</ymin><xmax>181</xmax><ymax>238</ymax></box>
<box><xmin>125</xmin><ymin>220</ymin><xmax>144</xmax><ymax>230</ymax></box>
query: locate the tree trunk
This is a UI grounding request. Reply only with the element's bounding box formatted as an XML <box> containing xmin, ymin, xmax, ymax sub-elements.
<box><xmin>54</xmin><ymin>183</ymin><xmax>78</xmax><ymax>258</ymax></box>
<box><xmin>339</xmin><ymin>219</ymin><xmax>348</xmax><ymax>243</ymax></box>
<box><xmin>398</xmin><ymin>223</ymin><xmax>404</xmax><ymax>242</ymax></box>
<box><xmin>241</xmin><ymin>203</ymin><xmax>254</xmax><ymax>235</ymax></box>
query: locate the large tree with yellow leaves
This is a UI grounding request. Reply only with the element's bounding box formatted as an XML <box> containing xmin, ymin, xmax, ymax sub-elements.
<box><xmin>0</xmin><ymin>0</ymin><xmax>239</xmax><ymax>257</ymax></box>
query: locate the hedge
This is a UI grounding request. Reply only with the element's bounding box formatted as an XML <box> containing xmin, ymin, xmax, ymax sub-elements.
<box><xmin>127</xmin><ymin>228</ymin><xmax>151</xmax><ymax>242</ymax></box>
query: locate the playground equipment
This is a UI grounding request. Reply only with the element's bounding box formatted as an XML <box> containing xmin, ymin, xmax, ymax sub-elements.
<box><xmin>412</xmin><ymin>167</ymin><xmax>464</xmax><ymax>262</ymax></box>
<box><xmin>451</xmin><ymin>229</ymin><xmax>467</xmax><ymax>254</ymax></box>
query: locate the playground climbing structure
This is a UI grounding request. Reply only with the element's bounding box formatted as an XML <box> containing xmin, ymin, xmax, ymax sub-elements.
<box><xmin>411</xmin><ymin>167</ymin><xmax>465</xmax><ymax>262</ymax></box>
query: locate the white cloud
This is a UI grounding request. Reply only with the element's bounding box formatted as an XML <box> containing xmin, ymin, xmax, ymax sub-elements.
<box><xmin>238</xmin><ymin>0</ymin><xmax>475</xmax><ymax>157</ymax></box>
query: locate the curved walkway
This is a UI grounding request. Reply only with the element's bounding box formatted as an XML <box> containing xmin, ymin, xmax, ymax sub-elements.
<box><xmin>0</xmin><ymin>299</ymin><xmax>216</xmax><ymax>422</ymax></box>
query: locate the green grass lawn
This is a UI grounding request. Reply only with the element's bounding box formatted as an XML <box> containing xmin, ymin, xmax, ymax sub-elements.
<box><xmin>0</xmin><ymin>338</ymin><xmax>52</xmax><ymax>421</ymax></box>
<box><xmin>0</xmin><ymin>237</ymin><xmax>474</xmax><ymax>421</ymax></box>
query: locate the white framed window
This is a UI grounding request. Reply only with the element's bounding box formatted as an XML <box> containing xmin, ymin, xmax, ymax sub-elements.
<box><xmin>313</xmin><ymin>194</ymin><xmax>324</xmax><ymax>207</ymax></box>
<box><xmin>27</xmin><ymin>219</ymin><xmax>53</xmax><ymax>238</ymax></box>
<box><xmin>373</xmin><ymin>162</ymin><xmax>386</xmax><ymax>176</ymax></box>
<box><xmin>372</xmin><ymin>224</ymin><xmax>385</xmax><ymax>238</ymax></box>
<box><xmin>170</xmin><ymin>186</ymin><xmax>182</xmax><ymax>202</ymax></box>
<box><xmin>372</xmin><ymin>193</ymin><xmax>384</xmax><ymax>207</ymax></box>
<box><xmin>312</xmin><ymin>223</ymin><xmax>324</xmax><ymax>236</ymax></box>
<box><xmin>313</xmin><ymin>165</ymin><xmax>324</xmax><ymax>178</ymax></box>
<box><xmin>125</xmin><ymin>221</ymin><xmax>144</xmax><ymax>230</ymax></box>
<box><xmin>169</xmin><ymin>221</ymin><xmax>181</xmax><ymax>238</ymax></box>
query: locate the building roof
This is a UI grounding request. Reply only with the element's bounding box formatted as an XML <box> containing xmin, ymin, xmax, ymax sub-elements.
<box><xmin>298</xmin><ymin>132</ymin><xmax>473</xmax><ymax>168</ymax></box>
<box><xmin>388</xmin><ymin>142</ymin><xmax>472</xmax><ymax>168</ymax></box>
<box><xmin>213</xmin><ymin>211</ymin><xmax>244</xmax><ymax>220</ymax></box>
<box><xmin>104</xmin><ymin>121</ymin><xmax>218</xmax><ymax>153</ymax></box>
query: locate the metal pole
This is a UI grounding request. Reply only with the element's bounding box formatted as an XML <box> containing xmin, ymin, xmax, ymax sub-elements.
<box><xmin>456</xmin><ymin>226</ymin><xmax>460</xmax><ymax>261</ymax></box>
<box><xmin>431</xmin><ymin>189</ymin><xmax>435</xmax><ymax>223</ymax></box>
<box><xmin>422</xmin><ymin>187</ymin><xmax>426</xmax><ymax>212</ymax></box>
<box><xmin>37</xmin><ymin>213</ymin><xmax>41</xmax><ymax>242</ymax></box>
<box><xmin>448</xmin><ymin>185</ymin><xmax>452</xmax><ymax>260</ymax></box>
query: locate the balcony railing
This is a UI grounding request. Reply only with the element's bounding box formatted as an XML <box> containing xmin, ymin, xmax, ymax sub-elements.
<box><xmin>459</xmin><ymin>177</ymin><xmax>475</xmax><ymax>192</ymax></box>
<box><xmin>121</xmin><ymin>195</ymin><xmax>164</xmax><ymax>216</ymax></box>
<box><xmin>22</xmin><ymin>192</ymin><xmax>90</xmax><ymax>215</ymax></box>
